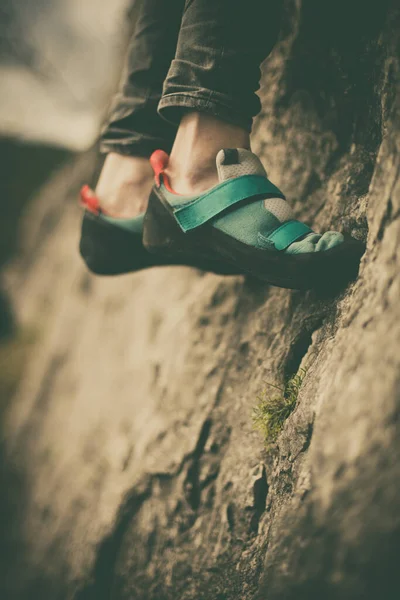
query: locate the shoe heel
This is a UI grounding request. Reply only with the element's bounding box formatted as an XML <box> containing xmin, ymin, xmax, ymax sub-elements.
<box><xmin>80</xmin><ymin>212</ymin><xmax>150</xmax><ymax>275</ymax></box>
<box><xmin>143</xmin><ymin>190</ymin><xmax>188</xmax><ymax>255</ymax></box>
<box><xmin>143</xmin><ymin>189</ymin><xmax>243</xmax><ymax>276</ymax></box>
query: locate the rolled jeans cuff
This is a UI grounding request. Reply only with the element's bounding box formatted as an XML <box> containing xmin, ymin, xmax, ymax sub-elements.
<box><xmin>100</xmin><ymin>134</ymin><xmax>174</xmax><ymax>159</ymax></box>
<box><xmin>100</xmin><ymin>139</ymin><xmax>171</xmax><ymax>158</ymax></box>
<box><xmin>158</xmin><ymin>91</ymin><xmax>255</xmax><ymax>132</ymax></box>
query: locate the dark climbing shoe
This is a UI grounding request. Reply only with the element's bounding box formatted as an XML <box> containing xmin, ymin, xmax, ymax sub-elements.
<box><xmin>79</xmin><ymin>185</ymin><xmax>241</xmax><ymax>276</ymax></box>
<box><xmin>143</xmin><ymin>149</ymin><xmax>365</xmax><ymax>290</ymax></box>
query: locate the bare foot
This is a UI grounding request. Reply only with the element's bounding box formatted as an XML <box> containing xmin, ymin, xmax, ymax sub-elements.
<box><xmin>95</xmin><ymin>153</ymin><xmax>154</xmax><ymax>218</ymax></box>
<box><xmin>164</xmin><ymin>112</ymin><xmax>250</xmax><ymax>196</ymax></box>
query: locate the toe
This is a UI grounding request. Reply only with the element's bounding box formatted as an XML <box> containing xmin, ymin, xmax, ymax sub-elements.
<box><xmin>315</xmin><ymin>231</ymin><xmax>344</xmax><ymax>251</ymax></box>
<box><xmin>285</xmin><ymin>231</ymin><xmax>344</xmax><ymax>255</ymax></box>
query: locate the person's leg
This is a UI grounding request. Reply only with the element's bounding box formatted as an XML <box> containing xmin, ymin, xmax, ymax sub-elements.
<box><xmin>143</xmin><ymin>0</ymin><xmax>364</xmax><ymax>289</ymax></box>
<box><xmin>96</xmin><ymin>0</ymin><xmax>185</xmax><ymax>218</ymax></box>
<box><xmin>158</xmin><ymin>0</ymin><xmax>282</xmax><ymax>195</ymax></box>
<box><xmin>79</xmin><ymin>0</ymin><xmax>244</xmax><ymax>277</ymax></box>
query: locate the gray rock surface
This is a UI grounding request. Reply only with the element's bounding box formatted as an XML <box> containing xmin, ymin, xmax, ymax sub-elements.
<box><xmin>1</xmin><ymin>1</ymin><xmax>399</xmax><ymax>599</ymax></box>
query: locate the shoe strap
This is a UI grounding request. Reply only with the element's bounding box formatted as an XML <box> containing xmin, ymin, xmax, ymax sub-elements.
<box><xmin>171</xmin><ymin>174</ymin><xmax>285</xmax><ymax>232</ymax></box>
<box><xmin>265</xmin><ymin>220</ymin><xmax>313</xmax><ymax>251</ymax></box>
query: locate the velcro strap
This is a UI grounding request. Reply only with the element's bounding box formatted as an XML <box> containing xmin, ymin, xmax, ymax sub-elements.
<box><xmin>172</xmin><ymin>174</ymin><xmax>285</xmax><ymax>232</ymax></box>
<box><xmin>266</xmin><ymin>220</ymin><xmax>313</xmax><ymax>251</ymax></box>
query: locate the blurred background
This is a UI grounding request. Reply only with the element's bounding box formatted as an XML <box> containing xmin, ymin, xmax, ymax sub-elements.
<box><xmin>0</xmin><ymin>0</ymin><xmax>134</xmax><ymax>297</ymax></box>
<box><xmin>0</xmin><ymin>3</ymin><xmax>135</xmax><ymax>593</ymax></box>
<box><xmin>0</xmin><ymin>0</ymin><xmax>132</xmax><ymax>149</ymax></box>
<box><xmin>0</xmin><ymin>0</ymin><xmax>133</xmax><ymax>374</ymax></box>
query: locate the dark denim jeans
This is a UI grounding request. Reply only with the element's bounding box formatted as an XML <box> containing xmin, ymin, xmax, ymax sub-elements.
<box><xmin>100</xmin><ymin>0</ymin><xmax>282</xmax><ymax>158</ymax></box>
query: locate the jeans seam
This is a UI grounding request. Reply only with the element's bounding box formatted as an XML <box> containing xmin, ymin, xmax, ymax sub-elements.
<box><xmin>205</xmin><ymin>36</ymin><xmax>225</xmax><ymax>112</ymax></box>
<box><xmin>160</xmin><ymin>92</ymin><xmax>237</xmax><ymax>113</ymax></box>
<box><xmin>159</xmin><ymin>92</ymin><xmax>252</xmax><ymax>131</ymax></box>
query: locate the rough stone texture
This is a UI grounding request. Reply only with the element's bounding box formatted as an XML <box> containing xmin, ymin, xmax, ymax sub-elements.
<box><xmin>1</xmin><ymin>1</ymin><xmax>399</xmax><ymax>599</ymax></box>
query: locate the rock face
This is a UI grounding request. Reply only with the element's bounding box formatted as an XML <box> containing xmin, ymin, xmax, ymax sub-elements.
<box><xmin>1</xmin><ymin>1</ymin><xmax>399</xmax><ymax>599</ymax></box>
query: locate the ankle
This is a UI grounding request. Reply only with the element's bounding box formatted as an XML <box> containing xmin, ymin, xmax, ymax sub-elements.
<box><xmin>166</xmin><ymin>112</ymin><xmax>250</xmax><ymax>195</ymax></box>
<box><xmin>96</xmin><ymin>153</ymin><xmax>153</xmax><ymax>217</ymax></box>
<box><xmin>97</xmin><ymin>153</ymin><xmax>153</xmax><ymax>191</ymax></box>
<box><xmin>166</xmin><ymin>159</ymin><xmax>218</xmax><ymax>195</ymax></box>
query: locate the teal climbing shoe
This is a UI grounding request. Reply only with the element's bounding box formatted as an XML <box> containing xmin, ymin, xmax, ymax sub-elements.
<box><xmin>143</xmin><ymin>148</ymin><xmax>365</xmax><ymax>290</ymax></box>
<box><xmin>79</xmin><ymin>185</ymin><xmax>241</xmax><ymax>276</ymax></box>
